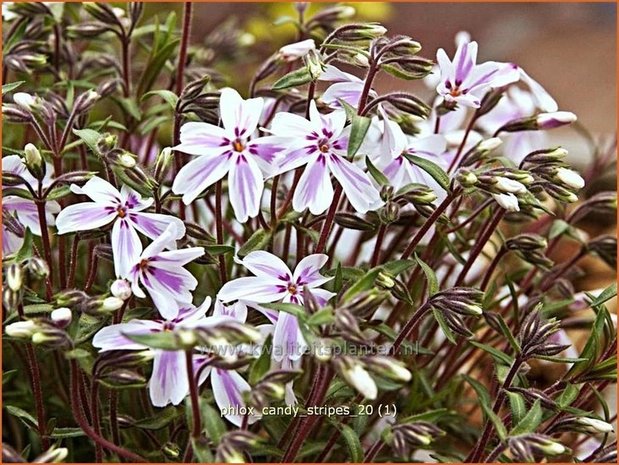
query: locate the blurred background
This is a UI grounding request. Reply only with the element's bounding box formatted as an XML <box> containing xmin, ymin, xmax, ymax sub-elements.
<box><xmin>150</xmin><ymin>2</ymin><xmax>617</xmax><ymax>136</ymax></box>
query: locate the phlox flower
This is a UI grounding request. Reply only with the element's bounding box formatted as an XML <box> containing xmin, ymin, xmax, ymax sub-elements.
<box><xmin>376</xmin><ymin>113</ymin><xmax>448</xmax><ymax>193</ymax></box>
<box><xmin>2</xmin><ymin>155</ymin><xmax>60</xmax><ymax>256</ymax></box>
<box><xmin>270</xmin><ymin>101</ymin><xmax>383</xmax><ymax>214</ymax></box>
<box><xmin>92</xmin><ymin>298</ymin><xmax>223</xmax><ymax>407</ymax></box>
<box><xmin>128</xmin><ymin>223</ymin><xmax>204</xmax><ymax>320</ymax></box>
<box><xmin>436</xmin><ymin>40</ymin><xmax>520</xmax><ymax>108</ymax></box>
<box><xmin>172</xmin><ymin>88</ymin><xmax>285</xmax><ymax>221</ymax></box>
<box><xmin>218</xmin><ymin>251</ymin><xmax>334</xmax><ymax>362</ymax></box>
<box><xmin>55</xmin><ymin>176</ymin><xmax>184</xmax><ymax>277</ymax></box>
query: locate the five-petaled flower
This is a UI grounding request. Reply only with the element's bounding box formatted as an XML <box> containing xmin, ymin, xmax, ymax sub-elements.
<box><xmin>270</xmin><ymin>101</ymin><xmax>383</xmax><ymax>214</ymax></box>
<box><xmin>172</xmin><ymin>88</ymin><xmax>285</xmax><ymax>221</ymax></box>
<box><xmin>218</xmin><ymin>251</ymin><xmax>334</xmax><ymax>362</ymax></box>
<box><xmin>56</xmin><ymin>176</ymin><xmax>185</xmax><ymax>277</ymax></box>
<box><xmin>127</xmin><ymin>223</ymin><xmax>204</xmax><ymax>320</ymax></box>
<box><xmin>436</xmin><ymin>40</ymin><xmax>519</xmax><ymax>108</ymax></box>
<box><xmin>92</xmin><ymin>297</ymin><xmax>223</xmax><ymax>407</ymax></box>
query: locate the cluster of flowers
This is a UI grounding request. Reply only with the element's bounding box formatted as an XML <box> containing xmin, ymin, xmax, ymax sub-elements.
<box><xmin>2</xmin><ymin>3</ymin><xmax>615</xmax><ymax>463</ymax></box>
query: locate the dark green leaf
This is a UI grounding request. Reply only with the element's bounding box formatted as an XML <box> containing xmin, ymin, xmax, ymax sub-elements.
<box><xmin>432</xmin><ymin>307</ymin><xmax>456</xmax><ymax>344</ymax></box>
<box><xmin>249</xmin><ymin>335</ymin><xmax>272</xmax><ymax>385</ymax></box>
<box><xmin>238</xmin><ymin>229</ymin><xmax>271</xmax><ymax>258</ymax></box>
<box><xmin>14</xmin><ymin>228</ymin><xmax>34</xmax><ymax>263</ymax></box>
<box><xmin>405</xmin><ymin>154</ymin><xmax>450</xmax><ymax>191</ymax></box>
<box><xmin>469</xmin><ymin>341</ymin><xmax>514</xmax><ymax>366</ymax></box>
<box><xmin>133</xmin><ymin>406</ymin><xmax>179</xmax><ymax>430</ymax></box>
<box><xmin>510</xmin><ymin>400</ymin><xmax>543</xmax><ymax>435</ymax></box>
<box><xmin>338</xmin><ymin>423</ymin><xmax>363</xmax><ymax>462</ymax></box>
<box><xmin>416</xmin><ymin>254</ymin><xmax>438</xmax><ymax>295</ymax></box>
<box><xmin>50</xmin><ymin>427</ymin><xmax>86</xmax><ymax>438</ymax></box>
<box><xmin>342</xmin><ymin>268</ymin><xmax>380</xmax><ymax>302</ymax></box>
<box><xmin>72</xmin><ymin>128</ymin><xmax>102</xmax><ymax>155</ymax></box>
<box><xmin>142</xmin><ymin>89</ymin><xmax>178</xmax><ymax>110</ymax></box>
<box><xmin>2</xmin><ymin>81</ymin><xmax>25</xmax><ymax>94</ymax></box>
<box><xmin>272</xmin><ymin>67</ymin><xmax>313</xmax><ymax>90</ymax></box>
<box><xmin>365</xmin><ymin>156</ymin><xmax>389</xmax><ymax>186</ymax></box>
<box><xmin>123</xmin><ymin>331</ymin><xmax>179</xmax><ymax>350</ymax></box>
<box><xmin>506</xmin><ymin>391</ymin><xmax>526</xmax><ymax>425</ymax></box>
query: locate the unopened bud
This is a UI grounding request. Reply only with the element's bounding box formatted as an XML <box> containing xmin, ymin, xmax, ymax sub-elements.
<box><xmin>575</xmin><ymin>417</ymin><xmax>615</xmax><ymax>434</ymax></box>
<box><xmin>51</xmin><ymin>307</ymin><xmax>73</xmax><ymax>327</ymax></box>
<box><xmin>383</xmin><ymin>92</ymin><xmax>430</xmax><ymax>118</ymax></box>
<box><xmin>334</xmin><ymin>357</ymin><xmax>377</xmax><ymax>400</ymax></box>
<box><xmin>24</xmin><ymin>143</ymin><xmax>45</xmax><ymax>179</ymax></box>
<box><xmin>457</xmin><ymin>169</ymin><xmax>478</xmax><ymax>187</ymax></box>
<box><xmin>5</xmin><ymin>320</ymin><xmax>38</xmax><ymax>338</ymax></box>
<box><xmin>33</xmin><ymin>446</ymin><xmax>69</xmax><ymax>463</ymax></box>
<box><xmin>13</xmin><ymin>92</ymin><xmax>36</xmax><ymax>110</ymax></box>
<box><xmin>6</xmin><ymin>263</ymin><xmax>24</xmax><ymax>292</ymax></box>
<box><xmin>110</xmin><ymin>279</ymin><xmax>132</xmax><ymax>300</ymax></box>
<box><xmin>492</xmin><ymin>193</ymin><xmax>520</xmax><ymax>212</ymax></box>
<box><xmin>494</xmin><ymin>176</ymin><xmax>527</xmax><ymax>194</ymax></box>
<box><xmin>278</xmin><ymin>39</ymin><xmax>316</xmax><ymax>62</ymax></box>
<box><xmin>101</xmin><ymin>296</ymin><xmax>124</xmax><ymax>312</ymax></box>
<box><xmin>154</xmin><ymin>147</ymin><xmax>173</xmax><ymax>180</ymax></box>
<box><xmin>536</xmin><ymin>111</ymin><xmax>577</xmax><ymax>130</ymax></box>
<box><xmin>555</xmin><ymin>167</ymin><xmax>585</xmax><ymax>190</ymax></box>
<box><xmin>74</xmin><ymin>89</ymin><xmax>100</xmax><ymax>113</ymax></box>
<box><xmin>333</xmin><ymin>23</ymin><xmax>387</xmax><ymax>42</ymax></box>
<box><xmin>363</xmin><ymin>356</ymin><xmax>412</xmax><ymax>382</ymax></box>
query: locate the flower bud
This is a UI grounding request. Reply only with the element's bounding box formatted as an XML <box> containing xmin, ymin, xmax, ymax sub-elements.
<box><xmin>51</xmin><ymin>307</ymin><xmax>73</xmax><ymax>328</ymax></box>
<box><xmin>13</xmin><ymin>92</ymin><xmax>36</xmax><ymax>110</ymax></box>
<box><xmin>575</xmin><ymin>417</ymin><xmax>615</xmax><ymax>434</ymax></box>
<box><xmin>492</xmin><ymin>193</ymin><xmax>520</xmax><ymax>212</ymax></box>
<box><xmin>332</xmin><ymin>23</ymin><xmax>387</xmax><ymax>42</ymax></box>
<box><xmin>382</xmin><ymin>92</ymin><xmax>430</xmax><ymax>118</ymax></box>
<box><xmin>5</xmin><ymin>320</ymin><xmax>38</xmax><ymax>338</ymax></box>
<box><xmin>555</xmin><ymin>167</ymin><xmax>585</xmax><ymax>190</ymax></box>
<box><xmin>379</xmin><ymin>202</ymin><xmax>401</xmax><ymax>224</ymax></box>
<box><xmin>383</xmin><ymin>36</ymin><xmax>422</xmax><ymax>56</ymax></box>
<box><xmin>74</xmin><ymin>89</ymin><xmax>100</xmax><ymax>113</ymax></box>
<box><xmin>536</xmin><ymin>111</ymin><xmax>577</xmax><ymax>130</ymax></box>
<box><xmin>33</xmin><ymin>446</ymin><xmax>69</xmax><ymax>464</ymax></box>
<box><xmin>522</xmin><ymin>147</ymin><xmax>568</xmax><ymax>165</ymax></box>
<box><xmin>456</xmin><ymin>169</ymin><xmax>478</xmax><ymax>187</ymax></box>
<box><xmin>31</xmin><ymin>328</ymin><xmax>69</xmax><ymax>347</ymax></box>
<box><xmin>110</xmin><ymin>279</ymin><xmax>132</xmax><ymax>300</ymax></box>
<box><xmin>278</xmin><ymin>39</ymin><xmax>316</xmax><ymax>62</ymax></box>
<box><xmin>494</xmin><ymin>176</ymin><xmax>527</xmax><ymax>194</ymax></box>
<box><xmin>3</xmin><ymin>104</ymin><xmax>32</xmax><ymax>123</ymax></box>
<box><xmin>333</xmin><ymin>357</ymin><xmax>377</xmax><ymax>400</ymax></box>
<box><xmin>6</xmin><ymin>263</ymin><xmax>24</xmax><ymax>292</ymax></box>
<box><xmin>304</xmin><ymin>49</ymin><xmax>325</xmax><ymax>80</ymax></box>
<box><xmin>506</xmin><ymin>233</ymin><xmax>547</xmax><ymax>252</ymax></box>
<box><xmin>101</xmin><ymin>296</ymin><xmax>124</xmax><ymax>312</ymax></box>
<box><xmin>587</xmin><ymin>235</ymin><xmax>617</xmax><ymax>269</ymax></box>
<box><xmin>177</xmin><ymin>329</ymin><xmax>199</xmax><ymax>349</ymax></box>
<box><xmin>363</xmin><ymin>356</ymin><xmax>412</xmax><ymax>382</ymax></box>
<box><xmin>154</xmin><ymin>147</ymin><xmax>173</xmax><ymax>181</ymax></box>
<box><xmin>24</xmin><ymin>143</ymin><xmax>45</xmax><ymax>179</ymax></box>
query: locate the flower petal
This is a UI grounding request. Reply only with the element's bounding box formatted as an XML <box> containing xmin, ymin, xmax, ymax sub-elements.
<box><xmin>92</xmin><ymin>320</ymin><xmax>159</xmax><ymax>352</ymax></box>
<box><xmin>272</xmin><ymin>312</ymin><xmax>307</xmax><ymax>361</ymax></box>
<box><xmin>238</xmin><ymin>250</ymin><xmax>291</xmax><ymax>280</ymax></box>
<box><xmin>129</xmin><ymin>211</ymin><xmax>186</xmax><ymax>240</ymax></box>
<box><xmin>293</xmin><ymin>154</ymin><xmax>333</xmax><ymax>215</ymax></box>
<box><xmin>211</xmin><ymin>368</ymin><xmax>258</xmax><ymax>427</ymax></box>
<box><xmin>70</xmin><ymin>176</ymin><xmax>122</xmax><ymax>204</ymax></box>
<box><xmin>327</xmin><ymin>155</ymin><xmax>383</xmax><ymax>213</ymax></box>
<box><xmin>293</xmin><ymin>254</ymin><xmax>330</xmax><ymax>286</ymax></box>
<box><xmin>112</xmin><ymin>219</ymin><xmax>143</xmax><ymax>278</ymax></box>
<box><xmin>56</xmin><ymin>203</ymin><xmax>117</xmax><ymax>235</ymax></box>
<box><xmin>120</xmin><ymin>185</ymin><xmax>153</xmax><ymax>212</ymax></box>
<box><xmin>228</xmin><ymin>153</ymin><xmax>264</xmax><ymax>222</ymax></box>
<box><xmin>213</xmin><ymin>300</ymin><xmax>248</xmax><ymax>323</ymax></box>
<box><xmin>149</xmin><ymin>350</ymin><xmax>189</xmax><ymax>407</ymax></box>
<box><xmin>141</xmin><ymin>223</ymin><xmax>184</xmax><ymax>258</ymax></box>
<box><xmin>175</xmin><ymin>121</ymin><xmax>229</xmax><ymax>155</ymax></box>
<box><xmin>219</xmin><ymin>88</ymin><xmax>263</xmax><ymax>138</ymax></box>
<box><xmin>172</xmin><ymin>152</ymin><xmax>232</xmax><ymax>205</ymax></box>
<box><xmin>217</xmin><ymin>276</ymin><xmax>286</xmax><ymax>304</ymax></box>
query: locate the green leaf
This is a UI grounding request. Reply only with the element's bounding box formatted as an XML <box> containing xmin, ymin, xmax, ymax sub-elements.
<box><xmin>272</xmin><ymin>67</ymin><xmax>313</xmax><ymax>90</ymax></box>
<box><xmin>510</xmin><ymin>400</ymin><xmax>543</xmax><ymax>435</ymax></box>
<box><xmin>249</xmin><ymin>335</ymin><xmax>272</xmax><ymax>385</ymax></box>
<box><xmin>14</xmin><ymin>227</ymin><xmax>34</xmax><ymax>263</ymax></box>
<box><xmin>203</xmin><ymin>244</ymin><xmax>235</xmax><ymax>256</ymax></box>
<box><xmin>136</xmin><ymin>34</ymin><xmax>180</xmax><ymax>97</ymax></box>
<box><xmin>307</xmin><ymin>307</ymin><xmax>334</xmax><ymax>326</ymax></box>
<box><xmin>118</xmin><ymin>97</ymin><xmax>142</xmax><ymax>121</ymax></box>
<box><xmin>381</xmin><ymin>259</ymin><xmax>416</xmax><ymax>276</ymax></box>
<box><xmin>2</xmin><ymin>81</ymin><xmax>25</xmax><ymax>94</ymax></box>
<box><xmin>432</xmin><ymin>307</ymin><xmax>457</xmax><ymax>344</ymax></box>
<box><xmin>588</xmin><ymin>283</ymin><xmax>617</xmax><ymax>308</ymax></box>
<box><xmin>480</xmin><ymin>401</ymin><xmax>507</xmax><ymax>441</ymax></box>
<box><xmin>338</xmin><ymin>423</ymin><xmax>363</xmax><ymax>462</ymax></box>
<box><xmin>365</xmin><ymin>156</ymin><xmax>389</xmax><ymax>186</ymax></box>
<box><xmin>238</xmin><ymin>229</ymin><xmax>271</xmax><ymax>258</ymax></box>
<box><xmin>506</xmin><ymin>391</ymin><xmax>526</xmax><ymax>425</ymax></box>
<box><xmin>405</xmin><ymin>154</ymin><xmax>450</xmax><ymax>191</ymax></box>
<box><xmin>340</xmin><ymin>99</ymin><xmax>370</xmax><ymax>158</ymax></box>
<box><xmin>6</xmin><ymin>405</ymin><xmax>38</xmax><ymax>429</ymax></box>
<box><xmin>64</xmin><ymin>348</ymin><xmax>93</xmax><ymax>360</ymax></box>
<box><xmin>400</xmin><ymin>408</ymin><xmax>450</xmax><ymax>424</ymax></box>
<box><xmin>142</xmin><ymin>89</ymin><xmax>178</xmax><ymax>110</ymax></box>
<box><xmin>464</xmin><ymin>375</ymin><xmax>491</xmax><ymax>409</ymax></box>
<box><xmin>415</xmin><ymin>254</ymin><xmax>438</xmax><ymax>295</ymax></box>
<box><xmin>262</xmin><ymin>302</ymin><xmax>306</xmax><ymax>320</ymax></box>
<box><xmin>342</xmin><ymin>268</ymin><xmax>380</xmax><ymax>302</ymax></box>
<box><xmin>200</xmin><ymin>399</ymin><xmax>227</xmax><ymax>444</ymax></box>
<box><xmin>191</xmin><ymin>436</ymin><xmax>214</xmax><ymax>462</ymax></box>
<box><xmin>469</xmin><ymin>341</ymin><xmax>514</xmax><ymax>366</ymax></box>
<box><xmin>123</xmin><ymin>331</ymin><xmax>180</xmax><ymax>350</ymax></box>
<box><xmin>46</xmin><ymin>185</ymin><xmax>72</xmax><ymax>202</ymax></box>
<box><xmin>133</xmin><ymin>406</ymin><xmax>180</xmax><ymax>430</ymax></box>
<box><xmin>50</xmin><ymin>427</ymin><xmax>86</xmax><ymax>438</ymax></box>
<box><xmin>556</xmin><ymin>383</ymin><xmax>580</xmax><ymax>409</ymax></box>
<box><xmin>72</xmin><ymin>128</ymin><xmax>102</xmax><ymax>155</ymax></box>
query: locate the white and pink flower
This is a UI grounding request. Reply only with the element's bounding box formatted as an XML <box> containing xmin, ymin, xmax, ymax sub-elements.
<box><xmin>172</xmin><ymin>88</ymin><xmax>285</xmax><ymax>222</ymax></box>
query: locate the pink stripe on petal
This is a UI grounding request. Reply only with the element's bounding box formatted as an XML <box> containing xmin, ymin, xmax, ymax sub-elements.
<box><xmin>211</xmin><ymin>368</ymin><xmax>257</xmax><ymax>427</ymax></box>
<box><xmin>112</xmin><ymin>219</ymin><xmax>143</xmax><ymax>278</ymax></box>
<box><xmin>293</xmin><ymin>155</ymin><xmax>333</xmax><ymax>215</ymax></box>
<box><xmin>328</xmin><ymin>155</ymin><xmax>382</xmax><ymax>214</ymax></box>
<box><xmin>149</xmin><ymin>350</ymin><xmax>189</xmax><ymax>407</ymax></box>
<box><xmin>228</xmin><ymin>153</ymin><xmax>264</xmax><ymax>222</ymax></box>
<box><xmin>56</xmin><ymin>202</ymin><xmax>117</xmax><ymax>235</ymax></box>
<box><xmin>172</xmin><ymin>152</ymin><xmax>232</xmax><ymax>205</ymax></box>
